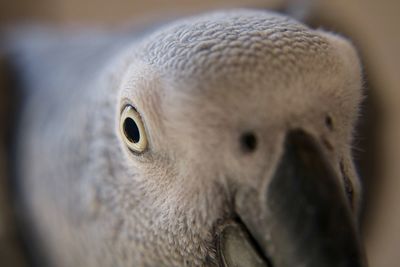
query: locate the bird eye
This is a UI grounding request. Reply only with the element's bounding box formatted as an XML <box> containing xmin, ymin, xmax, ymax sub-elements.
<box><xmin>119</xmin><ymin>105</ymin><xmax>148</xmax><ymax>153</ymax></box>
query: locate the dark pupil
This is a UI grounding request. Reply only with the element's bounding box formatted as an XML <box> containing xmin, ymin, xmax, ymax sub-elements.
<box><xmin>123</xmin><ymin>118</ymin><xmax>140</xmax><ymax>143</ymax></box>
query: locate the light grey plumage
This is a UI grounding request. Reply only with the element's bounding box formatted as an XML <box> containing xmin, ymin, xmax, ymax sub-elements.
<box><xmin>5</xmin><ymin>9</ymin><xmax>364</xmax><ymax>267</ymax></box>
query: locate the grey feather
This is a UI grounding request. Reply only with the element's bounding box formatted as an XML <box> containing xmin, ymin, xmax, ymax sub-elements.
<box><xmin>5</xmin><ymin>9</ymin><xmax>363</xmax><ymax>267</ymax></box>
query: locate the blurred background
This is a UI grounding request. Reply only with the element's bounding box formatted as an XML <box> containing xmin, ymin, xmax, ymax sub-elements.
<box><xmin>0</xmin><ymin>0</ymin><xmax>399</xmax><ymax>266</ymax></box>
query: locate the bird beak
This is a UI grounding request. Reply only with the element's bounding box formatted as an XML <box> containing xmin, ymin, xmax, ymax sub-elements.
<box><xmin>217</xmin><ymin>129</ymin><xmax>367</xmax><ymax>267</ymax></box>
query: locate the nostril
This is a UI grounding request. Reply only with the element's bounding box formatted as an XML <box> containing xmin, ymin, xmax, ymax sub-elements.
<box><xmin>240</xmin><ymin>132</ymin><xmax>258</xmax><ymax>153</ymax></box>
<box><xmin>325</xmin><ymin>115</ymin><xmax>334</xmax><ymax>131</ymax></box>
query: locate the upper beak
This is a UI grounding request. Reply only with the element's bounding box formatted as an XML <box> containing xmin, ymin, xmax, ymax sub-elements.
<box><xmin>217</xmin><ymin>129</ymin><xmax>367</xmax><ymax>267</ymax></box>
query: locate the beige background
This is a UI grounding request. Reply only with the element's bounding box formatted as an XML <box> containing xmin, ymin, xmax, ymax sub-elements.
<box><xmin>0</xmin><ymin>0</ymin><xmax>282</xmax><ymax>25</ymax></box>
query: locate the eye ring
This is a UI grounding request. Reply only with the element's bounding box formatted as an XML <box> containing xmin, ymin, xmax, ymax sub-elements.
<box><xmin>119</xmin><ymin>105</ymin><xmax>148</xmax><ymax>153</ymax></box>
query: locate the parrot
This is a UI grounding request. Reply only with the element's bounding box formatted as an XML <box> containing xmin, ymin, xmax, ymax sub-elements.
<box><xmin>1</xmin><ymin>9</ymin><xmax>366</xmax><ymax>267</ymax></box>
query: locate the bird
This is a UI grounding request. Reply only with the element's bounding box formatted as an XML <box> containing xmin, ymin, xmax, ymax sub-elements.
<box><xmin>2</xmin><ymin>9</ymin><xmax>366</xmax><ymax>267</ymax></box>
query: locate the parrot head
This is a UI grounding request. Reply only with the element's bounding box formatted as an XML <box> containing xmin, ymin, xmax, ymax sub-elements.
<box><xmin>12</xmin><ymin>9</ymin><xmax>366</xmax><ymax>267</ymax></box>
<box><xmin>108</xmin><ymin>9</ymin><xmax>365</xmax><ymax>267</ymax></box>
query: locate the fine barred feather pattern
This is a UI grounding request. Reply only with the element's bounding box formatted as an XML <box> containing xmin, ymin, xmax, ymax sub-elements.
<box><xmin>5</xmin><ymin>9</ymin><xmax>362</xmax><ymax>267</ymax></box>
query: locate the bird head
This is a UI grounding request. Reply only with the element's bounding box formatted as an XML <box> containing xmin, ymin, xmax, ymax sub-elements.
<box><xmin>103</xmin><ymin>9</ymin><xmax>365</xmax><ymax>267</ymax></box>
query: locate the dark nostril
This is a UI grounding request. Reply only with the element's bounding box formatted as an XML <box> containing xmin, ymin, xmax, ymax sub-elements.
<box><xmin>325</xmin><ymin>115</ymin><xmax>334</xmax><ymax>131</ymax></box>
<box><xmin>240</xmin><ymin>132</ymin><xmax>258</xmax><ymax>153</ymax></box>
